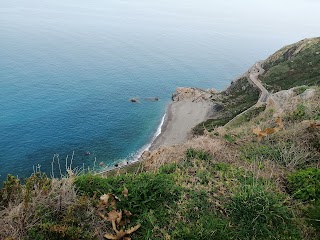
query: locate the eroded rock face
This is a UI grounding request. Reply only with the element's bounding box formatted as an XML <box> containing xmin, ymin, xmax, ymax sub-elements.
<box><xmin>172</xmin><ymin>87</ymin><xmax>218</xmax><ymax>102</ymax></box>
<box><xmin>300</xmin><ymin>89</ymin><xmax>316</xmax><ymax>100</ymax></box>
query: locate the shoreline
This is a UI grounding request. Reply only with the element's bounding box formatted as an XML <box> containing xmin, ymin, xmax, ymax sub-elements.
<box><xmin>97</xmin><ymin>98</ymin><xmax>214</xmax><ymax>175</ymax></box>
<box><xmin>97</xmin><ymin>107</ymin><xmax>169</xmax><ymax>174</ymax></box>
<box><xmin>149</xmin><ymin>100</ymin><xmax>214</xmax><ymax>151</ymax></box>
<box><xmin>149</xmin><ymin>102</ymin><xmax>173</xmax><ymax>151</ymax></box>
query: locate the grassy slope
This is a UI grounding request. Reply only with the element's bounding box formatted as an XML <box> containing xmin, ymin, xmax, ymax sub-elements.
<box><xmin>1</xmin><ymin>39</ymin><xmax>320</xmax><ymax>240</ymax></box>
<box><xmin>261</xmin><ymin>37</ymin><xmax>320</xmax><ymax>91</ymax></box>
<box><xmin>193</xmin><ymin>77</ymin><xmax>260</xmax><ymax>135</ymax></box>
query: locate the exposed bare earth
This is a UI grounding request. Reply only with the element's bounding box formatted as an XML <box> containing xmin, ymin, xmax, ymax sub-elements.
<box><xmin>150</xmin><ymin>100</ymin><xmax>213</xmax><ymax>150</ymax></box>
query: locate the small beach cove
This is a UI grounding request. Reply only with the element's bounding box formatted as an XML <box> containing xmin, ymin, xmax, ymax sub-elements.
<box><xmin>98</xmin><ymin>87</ymin><xmax>217</xmax><ymax>175</ymax></box>
<box><xmin>150</xmin><ymin>99</ymin><xmax>214</xmax><ymax>151</ymax></box>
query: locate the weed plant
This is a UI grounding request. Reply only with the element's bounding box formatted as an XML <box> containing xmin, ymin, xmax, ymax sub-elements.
<box><xmin>288</xmin><ymin>168</ymin><xmax>320</xmax><ymax>201</ymax></box>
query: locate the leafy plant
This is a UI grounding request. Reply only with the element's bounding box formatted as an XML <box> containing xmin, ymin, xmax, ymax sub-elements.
<box><xmin>287</xmin><ymin>168</ymin><xmax>320</xmax><ymax>201</ymax></box>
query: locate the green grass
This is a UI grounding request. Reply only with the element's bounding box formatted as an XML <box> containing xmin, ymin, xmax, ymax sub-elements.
<box><xmin>287</xmin><ymin>168</ymin><xmax>320</xmax><ymax>201</ymax></box>
<box><xmin>262</xmin><ymin>39</ymin><xmax>320</xmax><ymax>91</ymax></box>
<box><xmin>1</xmin><ymin>146</ymin><xmax>311</xmax><ymax>239</ymax></box>
<box><xmin>240</xmin><ymin>142</ymin><xmax>282</xmax><ymax>163</ymax></box>
<box><xmin>226</xmin><ymin>182</ymin><xmax>299</xmax><ymax>239</ymax></box>
<box><xmin>193</xmin><ymin>117</ymin><xmax>232</xmax><ymax>135</ymax></box>
<box><xmin>306</xmin><ymin>200</ymin><xmax>320</xmax><ymax>232</ymax></box>
<box><xmin>227</xmin><ymin>104</ymin><xmax>266</xmax><ymax>128</ymax></box>
<box><xmin>193</xmin><ymin>77</ymin><xmax>260</xmax><ymax>135</ymax></box>
<box><xmin>74</xmin><ymin>148</ymin><xmax>305</xmax><ymax>239</ymax></box>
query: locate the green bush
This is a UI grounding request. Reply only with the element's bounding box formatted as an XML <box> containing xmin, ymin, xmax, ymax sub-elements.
<box><xmin>75</xmin><ymin>172</ymin><xmax>183</xmax><ymax>239</ymax></box>
<box><xmin>288</xmin><ymin>168</ymin><xmax>320</xmax><ymax>201</ymax></box>
<box><xmin>226</xmin><ymin>183</ymin><xmax>297</xmax><ymax>239</ymax></box>
<box><xmin>0</xmin><ymin>174</ymin><xmax>22</xmax><ymax>207</ymax></box>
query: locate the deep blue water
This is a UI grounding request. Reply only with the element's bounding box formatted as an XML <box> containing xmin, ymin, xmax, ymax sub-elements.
<box><xmin>1</xmin><ymin>0</ymin><xmax>320</xmax><ymax>181</ymax></box>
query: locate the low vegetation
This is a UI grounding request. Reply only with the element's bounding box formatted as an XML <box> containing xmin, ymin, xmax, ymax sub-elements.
<box><xmin>261</xmin><ymin>38</ymin><xmax>320</xmax><ymax>91</ymax></box>
<box><xmin>193</xmin><ymin>77</ymin><xmax>260</xmax><ymax>135</ymax></box>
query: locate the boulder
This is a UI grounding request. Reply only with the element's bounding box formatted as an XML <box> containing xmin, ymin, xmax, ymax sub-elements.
<box><xmin>300</xmin><ymin>89</ymin><xmax>316</xmax><ymax>100</ymax></box>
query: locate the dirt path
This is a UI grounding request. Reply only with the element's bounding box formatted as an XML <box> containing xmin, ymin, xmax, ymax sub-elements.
<box><xmin>225</xmin><ymin>61</ymin><xmax>271</xmax><ymax>127</ymax></box>
<box><xmin>248</xmin><ymin>61</ymin><xmax>270</xmax><ymax>103</ymax></box>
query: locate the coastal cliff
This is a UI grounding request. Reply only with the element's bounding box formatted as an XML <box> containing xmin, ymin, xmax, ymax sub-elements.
<box><xmin>1</xmin><ymin>38</ymin><xmax>320</xmax><ymax>240</ymax></box>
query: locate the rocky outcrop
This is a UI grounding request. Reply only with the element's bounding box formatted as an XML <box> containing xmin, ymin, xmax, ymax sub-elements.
<box><xmin>300</xmin><ymin>89</ymin><xmax>316</xmax><ymax>100</ymax></box>
<box><xmin>172</xmin><ymin>87</ymin><xmax>218</xmax><ymax>102</ymax></box>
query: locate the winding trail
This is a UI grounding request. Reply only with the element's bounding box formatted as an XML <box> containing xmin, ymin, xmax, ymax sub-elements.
<box><xmin>225</xmin><ymin>61</ymin><xmax>271</xmax><ymax>127</ymax></box>
<box><xmin>248</xmin><ymin>61</ymin><xmax>270</xmax><ymax>103</ymax></box>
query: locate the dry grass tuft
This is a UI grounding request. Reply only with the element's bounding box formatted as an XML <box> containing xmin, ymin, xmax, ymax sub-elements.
<box><xmin>0</xmin><ymin>176</ymin><xmax>75</xmax><ymax>239</ymax></box>
<box><xmin>143</xmin><ymin>136</ymin><xmax>227</xmax><ymax>171</ymax></box>
<box><xmin>0</xmin><ymin>173</ymin><xmax>109</xmax><ymax>240</ymax></box>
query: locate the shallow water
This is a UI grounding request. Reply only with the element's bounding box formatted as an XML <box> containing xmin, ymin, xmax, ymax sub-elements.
<box><xmin>1</xmin><ymin>0</ymin><xmax>319</xmax><ymax>181</ymax></box>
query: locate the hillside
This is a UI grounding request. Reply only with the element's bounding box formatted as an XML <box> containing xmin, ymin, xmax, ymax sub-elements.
<box><xmin>261</xmin><ymin>37</ymin><xmax>320</xmax><ymax>91</ymax></box>
<box><xmin>1</xmin><ymin>38</ymin><xmax>320</xmax><ymax>240</ymax></box>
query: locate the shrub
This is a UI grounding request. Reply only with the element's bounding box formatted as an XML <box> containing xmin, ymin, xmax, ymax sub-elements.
<box><xmin>287</xmin><ymin>168</ymin><xmax>320</xmax><ymax>201</ymax></box>
<box><xmin>308</xmin><ymin>125</ymin><xmax>320</xmax><ymax>151</ymax></box>
<box><xmin>0</xmin><ymin>174</ymin><xmax>22</xmax><ymax>207</ymax></box>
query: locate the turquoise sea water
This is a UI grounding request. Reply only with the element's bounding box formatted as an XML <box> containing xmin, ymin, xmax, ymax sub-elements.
<box><xmin>1</xmin><ymin>0</ymin><xmax>320</xmax><ymax>181</ymax></box>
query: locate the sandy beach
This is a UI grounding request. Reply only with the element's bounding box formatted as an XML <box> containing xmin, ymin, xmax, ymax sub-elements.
<box><xmin>150</xmin><ymin>100</ymin><xmax>213</xmax><ymax>151</ymax></box>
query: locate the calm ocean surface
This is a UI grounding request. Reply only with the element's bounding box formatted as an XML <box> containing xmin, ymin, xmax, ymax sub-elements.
<box><xmin>1</xmin><ymin>0</ymin><xmax>319</xmax><ymax>181</ymax></box>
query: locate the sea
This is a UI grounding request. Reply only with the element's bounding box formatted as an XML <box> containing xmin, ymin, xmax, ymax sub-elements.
<box><xmin>1</xmin><ymin>0</ymin><xmax>319</xmax><ymax>182</ymax></box>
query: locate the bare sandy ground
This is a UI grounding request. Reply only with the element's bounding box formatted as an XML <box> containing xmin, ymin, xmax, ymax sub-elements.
<box><xmin>150</xmin><ymin>100</ymin><xmax>213</xmax><ymax>150</ymax></box>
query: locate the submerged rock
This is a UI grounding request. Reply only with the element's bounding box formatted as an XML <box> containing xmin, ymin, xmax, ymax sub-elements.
<box><xmin>130</xmin><ymin>98</ymin><xmax>139</xmax><ymax>103</ymax></box>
